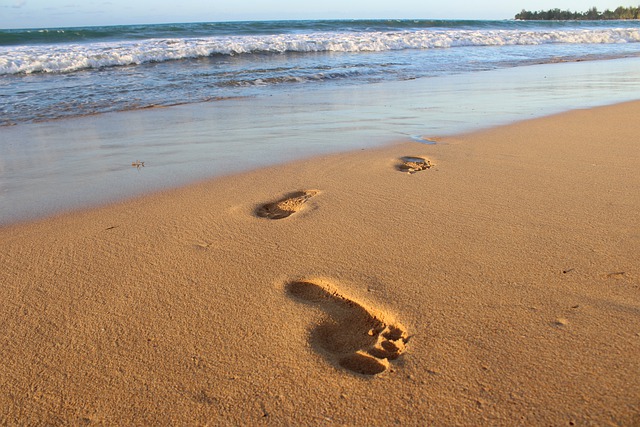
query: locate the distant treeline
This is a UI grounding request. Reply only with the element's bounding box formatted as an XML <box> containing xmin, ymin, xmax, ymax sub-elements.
<box><xmin>515</xmin><ymin>6</ymin><xmax>640</xmax><ymax>20</ymax></box>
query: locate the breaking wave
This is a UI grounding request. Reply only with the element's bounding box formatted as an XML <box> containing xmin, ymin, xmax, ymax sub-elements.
<box><xmin>2</xmin><ymin>27</ymin><xmax>640</xmax><ymax>75</ymax></box>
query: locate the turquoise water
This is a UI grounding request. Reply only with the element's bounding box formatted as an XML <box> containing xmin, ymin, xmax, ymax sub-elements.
<box><xmin>4</xmin><ymin>19</ymin><xmax>640</xmax><ymax>46</ymax></box>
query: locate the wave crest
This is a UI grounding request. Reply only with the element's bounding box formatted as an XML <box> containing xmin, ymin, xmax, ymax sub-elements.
<box><xmin>2</xmin><ymin>28</ymin><xmax>640</xmax><ymax>75</ymax></box>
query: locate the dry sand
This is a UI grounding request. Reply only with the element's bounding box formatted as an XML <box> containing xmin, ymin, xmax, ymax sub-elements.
<box><xmin>1</xmin><ymin>101</ymin><xmax>639</xmax><ymax>425</ymax></box>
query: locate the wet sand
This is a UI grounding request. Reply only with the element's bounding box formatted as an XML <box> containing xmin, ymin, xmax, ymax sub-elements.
<box><xmin>4</xmin><ymin>57</ymin><xmax>640</xmax><ymax>226</ymax></box>
<box><xmin>1</xmin><ymin>101</ymin><xmax>639</xmax><ymax>425</ymax></box>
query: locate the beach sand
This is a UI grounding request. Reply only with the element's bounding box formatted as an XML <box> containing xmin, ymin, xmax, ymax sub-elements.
<box><xmin>1</xmin><ymin>101</ymin><xmax>639</xmax><ymax>425</ymax></box>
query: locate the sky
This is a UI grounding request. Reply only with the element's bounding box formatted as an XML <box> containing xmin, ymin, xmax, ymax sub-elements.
<box><xmin>0</xmin><ymin>0</ymin><xmax>633</xmax><ymax>29</ymax></box>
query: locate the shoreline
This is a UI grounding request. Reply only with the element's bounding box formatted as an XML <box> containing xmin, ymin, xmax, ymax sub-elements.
<box><xmin>3</xmin><ymin>52</ymin><xmax>640</xmax><ymax>128</ymax></box>
<box><xmin>4</xmin><ymin>57</ymin><xmax>640</xmax><ymax>226</ymax></box>
<box><xmin>1</xmin><ymin>101</ymin><xmax>638</xmax><ymax>425</ymax></box>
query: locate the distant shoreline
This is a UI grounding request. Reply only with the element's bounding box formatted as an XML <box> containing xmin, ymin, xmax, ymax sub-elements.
<box><xmin>516</xmin><ymin>6</ymin><xmax>640</xmax><ymax>20</ymax></box>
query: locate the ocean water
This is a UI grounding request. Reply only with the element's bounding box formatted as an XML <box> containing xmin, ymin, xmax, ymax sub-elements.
<box><xmin>2</xmin><ymin>19</ymin><xmax>640</xmax><ymax>223</ymax></box>
<box><xmin>2</xmin><ymin>19</ymin><xmax>640</xmax><ymax>125</ymax></box>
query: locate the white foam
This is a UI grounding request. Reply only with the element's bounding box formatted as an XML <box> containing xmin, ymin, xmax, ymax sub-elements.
<box><xmin>2</xmin><ymin>28</ymin><xmax>640</xmax><ymax>75</ymax></box>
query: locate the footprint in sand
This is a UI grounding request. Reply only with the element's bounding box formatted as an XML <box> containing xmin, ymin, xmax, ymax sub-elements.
<box><xmin>256</xmin><ymin>190</ymin><xmax>319</xmax><ymax>220</ymax></box>
<box><xmin>397</xmin><ymin>156</ymin><xmax>432</xmax><ymax>174</ymax></box>
<box><xmin>286</xmin><ymin>279</ymin><xmax>409</xmax><ymax>375</ymax></box>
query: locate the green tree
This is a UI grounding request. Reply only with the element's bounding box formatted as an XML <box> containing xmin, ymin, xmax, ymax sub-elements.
<box><xmin>515</xmin><ymin>5</ymin><xmax>640</xmax><ymax>20</ymax></box>
<box><xmin>585</xmin><ymin>6</ymin><xmax>600</xmax><ymax>19</ymax></box>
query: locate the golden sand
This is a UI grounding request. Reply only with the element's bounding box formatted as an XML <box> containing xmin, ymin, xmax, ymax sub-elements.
<box><xmin>1</xmin><ymin>101</ymin><xmax>639</xmax><ymax>425</ymax></box>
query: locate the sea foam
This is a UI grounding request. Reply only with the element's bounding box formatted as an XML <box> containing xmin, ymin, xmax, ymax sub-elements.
<box><xmin>2</xmin><ymin>28</ymin><xmax>640</xmax><ymax>75</ymax></box>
